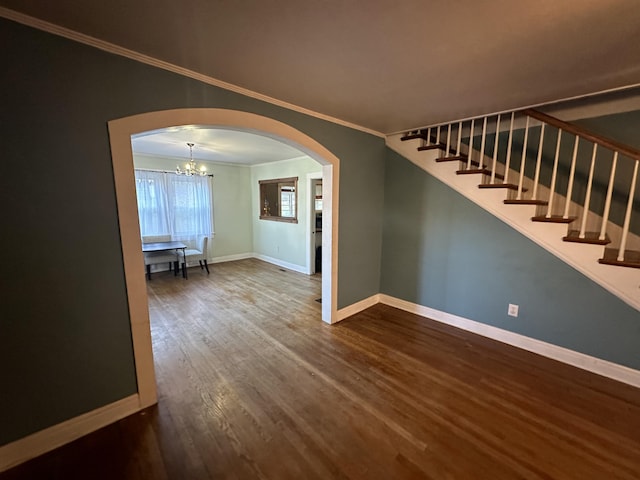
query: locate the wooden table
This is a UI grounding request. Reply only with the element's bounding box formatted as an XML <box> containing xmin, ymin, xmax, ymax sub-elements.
<box><xmin>142</xmin><ymin>241</ymin><xmax>188</xmax><ymax>279</ymax></box>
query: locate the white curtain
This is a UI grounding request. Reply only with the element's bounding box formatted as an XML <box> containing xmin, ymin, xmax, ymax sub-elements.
<box><xmin>135</xmin><ymin>170</ymin><xmax>170</xmax><ymax>237</ymax></box>
<box><xmin>135</xmin><ymin>170</ymin><xmax>213</xmax><ymax>245</ymax></box>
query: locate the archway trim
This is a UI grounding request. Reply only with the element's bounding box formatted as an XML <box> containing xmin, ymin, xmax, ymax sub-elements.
<box><xmin>108</xmin><ymin>108</ymin><xmax>340</xmax><ymax>408</ymax></box>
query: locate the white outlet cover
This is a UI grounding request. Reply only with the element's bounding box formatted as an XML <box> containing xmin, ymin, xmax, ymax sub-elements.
<box><xmin>508</xmin><ymin>304</ymin><xmax>519</xmax><ymax>317</ymax></box>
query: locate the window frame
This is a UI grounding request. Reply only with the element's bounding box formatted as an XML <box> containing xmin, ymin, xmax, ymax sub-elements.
<box><xmin>259</xmin><ymin>176</ymin><xmax>298</xmax><ymax>223</ymax></box>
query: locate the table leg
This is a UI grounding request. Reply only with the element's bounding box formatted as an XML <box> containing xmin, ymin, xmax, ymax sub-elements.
<box><xmin>182</xmin><ymin>248</ymin><xmax>188</xmax><ymax>279</ymax></box>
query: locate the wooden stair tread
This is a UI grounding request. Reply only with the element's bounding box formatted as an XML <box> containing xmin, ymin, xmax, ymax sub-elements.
<box><xmin>531</xmin><ymin>215</ymin><xmax>576</xmax><ymax>224</ymax></box>
<box><xmin>599</xmin><ymin>248</ymin><xmax>640</xmax><ymax>269</ymax></box>
<box><xmin>418</xmin><ymin>143</ymin><xmax>446</xmax><ymax>151</ymax></box>
<box><xmin>563</xmin><ymin>230</ymin><xmax>610</xmax><ymax>245</ymax></box>
<box><xmin>478</xmin><ymin>183</ymin><xmax>527</xmax><ymax>192</ymax></box>
<box><xmin>457</xmin><ymin>168</ymin><xmax>490</xmax><ymax>175</ymax></box>
<box><xmin>504</xmin><ymin>199</ymin><xmax>548</xmax><ymax>206</ymax></box>
<box><xmin>400</xmin><ymin>132</ymin><xmax>428</xmax><ymax>141</ymax></box>
<box><xmin>436</xmin><ymin>155</ymin><xmax>467</xmax><ymax>162</ymax></box>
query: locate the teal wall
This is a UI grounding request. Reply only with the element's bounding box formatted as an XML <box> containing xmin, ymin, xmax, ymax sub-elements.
<box><xmin>0</xmin><ymin>18</ymin><xmax>385</xmax><ymax>445</ymax></box>
<box><xmin>381</xmin><ymin>149</ymin><xmax>640</xmax><ymax>370</ymax></box>
<box><xmin>2</xmin><ymin>14</ymin><xmax>635</xmax><ymax>449</ymax></box>
<box><xmin>574</xmin><ymin>110</ymin><xmax>640</xmax><ymax>150</ymax></box>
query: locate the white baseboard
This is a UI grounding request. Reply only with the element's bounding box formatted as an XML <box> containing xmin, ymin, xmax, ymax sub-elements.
<box><xmin>253</xmin><ymin>254</ymin><xmax>307</xmax><ymax>274</ymax></box>
<box><xmin>336</xmin><ymin>294</ymin><xmax>381</xmax><ymax>322</ymax></box>
<box><xmin>202</xmin><ymin>252</ymin><xmax>309</xmax><ymax>274</ymax></box>
<box><xmin>379</xmin><ymin>294</ymin><xmax>640</xmax><ymax>389</ymax></box>
<box><xmin>0</xmin><ymin>394</ymin><xmax>141</xmax><ymax>473</ymax></box>
<box><xmin>208</xmin><ymin>252</ymin><xmax>254</xmax><ymax>264</ymax></box>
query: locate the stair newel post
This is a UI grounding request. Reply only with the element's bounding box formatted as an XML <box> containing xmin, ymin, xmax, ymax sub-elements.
<box><xmin>546</xmin><ymin>129</ymin><xmax>563</xmax><ymax>219</ymax></box>
<box><xmin>617</xmin><ymin>159</ymin><xmax>639</xmax><ymax>262</ymax></box>
<box><xmin>579</xmin><ymin>143</ymin><xmax>598</xmax><ymax>239</ymax></box>
<box><xmin>563</xmin><ymin>136</ymin><xmax>580</xmax><ymax>220</ymax></box>
<box><xmin>504</xmin><ymin>112</ymin><xmax>515</xmax><ymax>184</ymax></box>
<box><xmin>479</xmin><ymin>116</ymin><xmax>488</xmax><ymax>168</ymax></box>
<box><xmin>532</xmin><ymin>122</ymin><xmax>546</xmax><ymax>200</ymax></box>
<box><xmin>456</xmin><ymin>121</ymin><xmax>463</xmax><ymax>157</ymax></box>
<box><xmin>599</xmin><ymin>151</ymin><xmax>618</xmax><ymax>241</ymax></box>
<box><xmin>446</xmin><ymin>123</ymin><xmax>452</xmax><ymax>156</ymax></box>
<box><xmin>516</xmin><ymin>116</ymin><xmax>530</xmax><ymax>200</ymax></box>
<box><xmin>467</xmin><ymin>119</ymin><xmax>475</xmax><ymax>170</ymax></box>
<box><xmin>490</xmin><ymin>114</ymin><xmax>501</xmax><ymax>184</ymax></box>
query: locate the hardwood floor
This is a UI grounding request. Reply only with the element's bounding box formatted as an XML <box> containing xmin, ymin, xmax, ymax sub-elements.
<box><xmin>3</xmin><ymin>258</ymin><xmax>640</xmax><ymax>479</ymax></box>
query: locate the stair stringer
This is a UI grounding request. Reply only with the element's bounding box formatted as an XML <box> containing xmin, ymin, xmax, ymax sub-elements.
<box><xmin>387</xmin><ymin>134</ymin><xmax>640</xmax><ymax>312</ymax></box>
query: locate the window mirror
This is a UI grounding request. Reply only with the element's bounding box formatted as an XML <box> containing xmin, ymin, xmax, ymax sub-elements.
<box><xmin>259</xmin><ymin>177</ymin><xmax>298</xmax><ymax>223</ymax></box>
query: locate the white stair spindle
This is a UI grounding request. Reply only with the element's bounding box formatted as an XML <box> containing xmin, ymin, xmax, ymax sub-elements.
<box><xmin>579</xmin><ymin>144</ymin><xmax>598</xmax><ymax>238</ymax></box>
<box><xmin>532</xmin><ymin>123</ymin><xmax>545</xmax><ymax>200</ymax></box>
<box><xmin>517</xmin><ymin>116</ymin><xmax>530</xmax><ymax>200</ymax></box>
<box><xmin>617</xmin><ymin>159</ymin><xmax>639</xmax><ymax>262</ymax></box>
<box><xmin>491</xmin><ymin>114</ymin><xmax>501</xmax><ymax>184</ymax></box>
<box><xmin>456</xmin><ymin>121</ymin><xmax>462</xmax><ymax>157</ymax></box>
<box><xmin>504</xmin><ymin>112</ymin><xmax>515</xmax><ymax>184</ymax></box>
<box><xmin>436</xmin><ymin>125</ymin><xmax>441</xmax><ymax>147</ymax></box>
<box><xmin>446</xmin><ymin>124</ymin><xmax>452</xmax><ymax>157</ymax></box>
<box><xmin>467</xmin><ymin>120</ymin><xmax>475</xmax><ymax>170</ymax></box>
<box><xmin>599</xmin><ymin>151</ymin><xmax>618</xmax><ymax>241</ymax></box>
<box><xmin>479</xmin><ymin>116</ymin><xmax>488</xmax><ymax>169</ymax></box>
<box><xmin>426</xmin><ymin>127</ymin><xmax>431</xmax><ymax>146</ymax></box>
<box><xmin>563</xmin><ymin>136</ymin><xmax>580</xmax><ymax>220</ymax></box>
<box><xmin>546</xmin><ymin>129</ymin><xmax>562</xmax><ymax>218</ymax></box>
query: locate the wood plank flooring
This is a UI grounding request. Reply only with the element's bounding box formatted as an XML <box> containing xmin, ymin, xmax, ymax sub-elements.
<box><xmin>3</xmin><ymin>258</ymin><xmax>640</xmax><ymax>479</ymax></box>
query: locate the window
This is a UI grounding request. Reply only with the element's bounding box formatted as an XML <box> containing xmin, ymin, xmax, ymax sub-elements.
<box><xmin>314</xmin><ymin>180</ymin><xmax>322</xmax><ymax>211</ymax></box>
<box><xmin>259</xmin><ymin>177</ymin><xmax>298</xmax><ymax>223</ymax></box>
<box><xmin>135</xmin><ymin>170</ymin><xmax>213</xmax><ymax>241</ymax></box>
<box><xmin>280</xmin><ymin>185</ymin><xmax>296</xmax><ymax>218</ymax></box>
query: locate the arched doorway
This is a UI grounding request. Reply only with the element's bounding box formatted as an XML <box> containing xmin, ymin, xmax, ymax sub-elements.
<box><xmin>108</xmin><ymin>108</ymin><xmax>340</xmax><ymax>408</ymax></box>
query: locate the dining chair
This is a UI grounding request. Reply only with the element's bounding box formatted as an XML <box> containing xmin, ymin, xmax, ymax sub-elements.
<box><xmin>183</xmin><ymin>235</ymin><xmax>209</xmax><ymax>274</ymax></box>
<box><xmin>142</xmin><ymin>235</ymin><xmax>179</xmax><ymax>280</ymax></box>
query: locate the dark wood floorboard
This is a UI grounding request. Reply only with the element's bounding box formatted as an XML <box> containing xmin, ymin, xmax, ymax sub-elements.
<box><xmin>2</xmin><ymin>258</ymin><xmax>640</xmax><ymax>479</ymax></box>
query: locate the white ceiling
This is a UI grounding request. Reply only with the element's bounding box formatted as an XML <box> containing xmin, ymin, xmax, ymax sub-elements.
<box><xmin>2</xmin><ymin>0</ymin><xmax>640</xmax><ymax>135</ymax></box>
<box><xmin>131</xmin><ymin>127</ymin><xmax>308</xmax><ymax>165</ymax></box>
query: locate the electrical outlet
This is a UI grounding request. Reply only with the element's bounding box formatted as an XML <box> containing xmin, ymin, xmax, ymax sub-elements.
<box><xmin>508</xmin><ymin>304</ymin><xmax>519</xmax><ymax>317</ymax></box>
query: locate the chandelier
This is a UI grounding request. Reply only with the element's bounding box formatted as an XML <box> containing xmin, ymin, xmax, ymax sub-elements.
<box><xmin>176</xmin><ymin>142</ymin><xmax>207</xmax><ymax>176</ymax></box>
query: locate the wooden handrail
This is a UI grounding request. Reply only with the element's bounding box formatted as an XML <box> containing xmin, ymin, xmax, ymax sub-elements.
<box><xmin>522</xmin><ymin>109</ymin><xmax>640</xmax><ymax>161</ymax></box>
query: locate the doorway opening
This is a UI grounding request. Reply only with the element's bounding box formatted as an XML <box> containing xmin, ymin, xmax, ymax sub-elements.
<box><xmin>108</xmin><ymin>108</ymin><xmax>340</xmax><ymax>409</ymax></box>
<box><xmin>307</xmin><ymin>173</ymin><xmax>323</xmax><ymax>276</ymax></box>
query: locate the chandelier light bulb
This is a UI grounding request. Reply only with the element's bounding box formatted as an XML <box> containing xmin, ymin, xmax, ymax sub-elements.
<box><xmin>176</xmin><ymin>142</ymin><xmax>207</xmax><ymax>176</ymax></box>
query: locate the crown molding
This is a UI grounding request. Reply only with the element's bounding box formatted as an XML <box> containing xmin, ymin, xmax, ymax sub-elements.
<box><xmin>251</xmin><ymin>154</ymin><xmax>312</xmax><ymax>168</ymax></box>
<box><xmin>0</xmin><ymin>7</ymin><xmax>385</xmax><ymax>139</ymax></box>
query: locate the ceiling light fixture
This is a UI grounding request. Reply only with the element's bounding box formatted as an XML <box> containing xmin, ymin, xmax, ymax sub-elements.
<box><xmin>176</xmin><ymin>142</ymin><xmax>207</xmax><ymax>176</ymax></box>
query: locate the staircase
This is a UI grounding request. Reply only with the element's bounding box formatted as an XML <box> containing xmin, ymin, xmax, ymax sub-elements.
<box><xmin>387</xmin><ymin>108</ymin><xmax>640</xmax><ymax>311</ymax></box>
